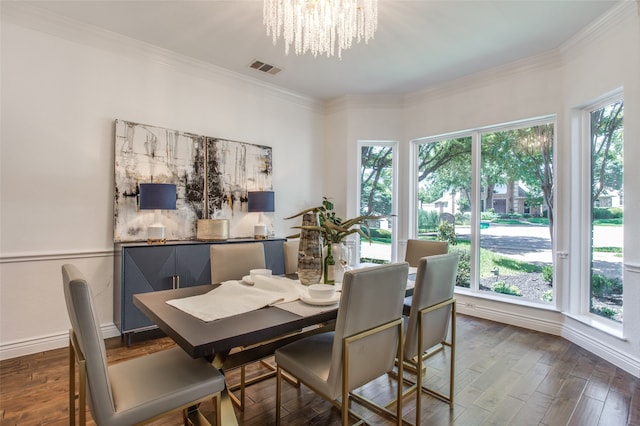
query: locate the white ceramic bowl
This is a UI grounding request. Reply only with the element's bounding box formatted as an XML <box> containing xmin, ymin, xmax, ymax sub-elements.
<box><xmin>308</xmin><ymin>284</ymin><xmax>336</xmax><ymax>300</ymax></box>
<box><xmin>250</xmin><ymin>268</ymin><xmax>272</xmax><ymax>278</ymax></box>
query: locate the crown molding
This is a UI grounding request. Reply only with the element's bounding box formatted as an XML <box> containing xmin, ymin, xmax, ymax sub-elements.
<box><xmin>1</xmin><ymin>2</ymin><xmax>324</xmax><ymax>113</ymax></box>
<box><xmin>559</xmin><ymin>1</ymin><xmax>638</xmax><ymax>58</ymax></box>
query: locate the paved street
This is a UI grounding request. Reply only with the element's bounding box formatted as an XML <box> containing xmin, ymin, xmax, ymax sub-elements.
<box><xmin>361</xmin><ymin>223</ymin><xmax>623</xmax><ymax>278</ymax></box>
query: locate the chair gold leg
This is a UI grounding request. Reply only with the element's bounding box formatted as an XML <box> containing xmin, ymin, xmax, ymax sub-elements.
<box><xmin>214</xmin><ymin>393</ymin><xmax>222</xmax><ymax>426</ymax></box>
<box><xmin>449</xmin><ymin>301</ymin><xmax>456</xmax><ymax>407</ymax></box>
<box><xmin>69</xmin><ymin>331</ymin><xmax>87</xmax><ymax>426</ymax></box>
<box><xmin>396</xmin><ymin>324</ymin><xmax>404</xmax><ymax>426</ymax></box>
<box><xmin>78</xmin><ymin>358</ymin><xmax>86</xmax><ymax>426</ymax></box>
<box><xmin>342</xmin><ymin>338</ymin><xmax>350</xmax><ymax>426</ymax></box>
<box><xmin>69</xmin><ymin>335</ymin><xmax>76</xmax><ymax>426</ymax></box>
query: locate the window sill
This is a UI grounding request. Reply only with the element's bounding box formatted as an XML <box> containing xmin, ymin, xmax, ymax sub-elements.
<box><xmin>564</xmin><ymin>313</ymin><xmax>626</xmax><ymax>341</ymax></box>
<box><xmin>454</xmin><ymin>287</ymin><xmax>559</xmax><ymax>312</ymax></box>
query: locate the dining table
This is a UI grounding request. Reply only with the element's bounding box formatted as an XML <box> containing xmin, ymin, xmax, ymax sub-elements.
<box><xmin>132</xmin><ymin>267</ymin><xmax>416</xmax><ymax>425</ymax></box>
<box><xmin>133</xmin><ymin>280</ymin><xmax>340</xmax><ymax>366</ymax></box>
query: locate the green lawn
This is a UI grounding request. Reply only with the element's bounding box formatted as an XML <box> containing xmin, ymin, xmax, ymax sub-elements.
<box><xmin>453</xmin><ymin>240</ymin><xmax>543</xmax><ymax>278</ymax></box>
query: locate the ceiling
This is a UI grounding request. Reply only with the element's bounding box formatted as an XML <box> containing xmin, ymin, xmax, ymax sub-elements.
<box><xmin>21</xmin><ymin>0</ymin><xmax>622</xmax><ymax>100</ymax></box>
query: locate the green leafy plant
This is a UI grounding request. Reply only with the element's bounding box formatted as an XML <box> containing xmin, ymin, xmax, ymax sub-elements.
<box><xmin>542</xmin><ymin>289</ymin><xmax>553</xmax><ymax>302</ymax></box>
<box><xmin>418</xmin><ymin>210</ymin><xmax>440</xmax><ymax>233</ymax></box>
<box><xmin>480</xmin><ymin>211</ymin><xmax>496</xmax><ymax>221</ymax></box>
<box><xmin>437</xmin><ymin>221</ymin><xmax>457</xmax><ymax>246</ymax></box>
<box><xmin>452</xmin><ymin>247</ymin><xmax>470</xmax><ymax>288</ymax></box>
<box><xmin>591</xmin><ymin>305</ymin><xmax>618</xmax><ymax>319</ymax></box>
<box><xmin>492</xmin><ymin>281</ymin><xmax>522</xmax><ymax>296</ymax></box>
<box><xmin>285</xmin><ymin>197</ymin><xmax>381</xmax><ymax>245</ymax></box>
<box><xmin>542</xmin><ymin>265</ymin><xmax>553</xmax><ymax>285</ymax></box>
<box><xmin>591</xmin><ymin>274</ymin><xmax>623</xmax><ymax>299</ymax></box>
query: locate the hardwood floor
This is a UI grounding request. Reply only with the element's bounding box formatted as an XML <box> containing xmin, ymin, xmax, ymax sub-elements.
<box><xmin>1</xmin><ymin>314</ymin><xmax>639</xmax><ymax>425</ymax></box>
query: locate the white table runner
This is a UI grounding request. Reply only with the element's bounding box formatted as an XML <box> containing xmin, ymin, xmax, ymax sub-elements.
<box><xmin>167</xmin><ymin>274</ymin><xmax>414</xmax><ymax>322</ymax></box>
<box><xmin>166</xmin><ymin>276</ymin><xmax>308</xmax><ymax>322</ymax></box>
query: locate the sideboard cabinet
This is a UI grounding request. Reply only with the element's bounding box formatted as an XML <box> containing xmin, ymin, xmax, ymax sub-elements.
<box><xmin>114</xmin><ymin>239</ymin><xmax>285</xmax><ymax>338</ymax></box>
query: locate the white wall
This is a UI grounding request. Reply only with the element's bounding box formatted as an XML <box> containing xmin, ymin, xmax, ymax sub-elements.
<box><xmin>0</xmin><ymin>5</ymin><xmax>324</xmax><ymax>358</ymax></box>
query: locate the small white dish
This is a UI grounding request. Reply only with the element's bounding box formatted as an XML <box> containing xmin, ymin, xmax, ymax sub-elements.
<box><xmin>250</xmin><ymin>268</ymin><xmax>272</xmax><ymax>278</ymax></box>
<box><xmin>241</xmin><ymin>275</ymin><xmax>255</xmax><ymax>285</ymax></box>
<box><xmin>300</xmin><ymin>294</ymin><xmax>340</xmax><ymax>306</ymax></box>
<box><xmin>308</xmin><ymin>284</ymin><xmax>336</xmax><ymax>299</ymax></box>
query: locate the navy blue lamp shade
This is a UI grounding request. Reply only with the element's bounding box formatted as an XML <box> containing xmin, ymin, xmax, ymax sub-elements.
<box><xmin>139</xmin><ymin>183</ymin><xmax>176</xmax><ymax>242</ymax></box>
<box><xmin>139</xmin><ymin>183</ymin><xmax>177</xmax><ymax>210</ymax></box>
<box><xmin>248</xmin><ymin>191</ymin><xmax>274</xmax><ymax>239</ymax></box>
<box><xmin>248</xmin><ymin>191</ymin><xmax>275</xmax><ymax>213</ymax></box>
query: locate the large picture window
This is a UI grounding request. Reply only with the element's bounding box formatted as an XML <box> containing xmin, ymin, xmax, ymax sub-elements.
<box><xmin>414</xmin><ymin>117</ymin><xmax>555</xmax><ymax>305</ymax></box>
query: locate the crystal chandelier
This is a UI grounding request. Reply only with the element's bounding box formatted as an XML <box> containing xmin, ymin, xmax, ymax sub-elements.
<box><xmin>263</xmin><ymin>0</ymin><xmax>378</xmax><ymax>59</ymax></box>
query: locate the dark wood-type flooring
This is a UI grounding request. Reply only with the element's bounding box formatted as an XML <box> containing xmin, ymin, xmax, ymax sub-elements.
<box><xmin>1</xmin><ymin>314</ymin><xmax>639</xmax><ymax>425</ymax></box>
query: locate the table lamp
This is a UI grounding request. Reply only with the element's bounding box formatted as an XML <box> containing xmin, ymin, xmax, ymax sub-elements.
<box><xmin>139</xmin><ymin>183</ymin><xmax>176</xmax><ymax>243</ymax></box>
<box><xmin>248</xmin><ymin>190</ymin><xmax>274</xmax><ymax>240</ymax></box>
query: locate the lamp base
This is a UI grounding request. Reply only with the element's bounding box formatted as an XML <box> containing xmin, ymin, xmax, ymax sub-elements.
<box><xmin>254</xmin><ymin>224</ymin><xmax>268</xmax><ymax>240</ymax></box>
<box><xmin>147</xmin><ymin>238</ymin><xmax>167</xmax><ymax>245</ymax></box>
<box><xmin>147</xmin><ymin>223</ymin><xmax>166</xmax><ymax>244</ymax></box>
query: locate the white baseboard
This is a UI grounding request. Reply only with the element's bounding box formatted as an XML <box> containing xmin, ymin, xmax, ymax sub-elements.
<box><xmin>561</xmin><ymin>323</ymin><xmax>640</xmax><ymax>377</ymax></box>
<box><xmin>0</xmin><ymin>324</ymin><xmax>121</xmax><ymax>361</ymax></box>
<box><xmin>458</xmin><ymin>304</ymin><xmax>640</xmax><ymax>378</ymax></box>
<box><xmin>458</xmin><ymin>303</ymin><xmax>564</xmax><ymax>336</ymax></box>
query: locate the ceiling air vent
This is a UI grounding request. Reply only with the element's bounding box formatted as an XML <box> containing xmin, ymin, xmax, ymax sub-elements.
<box><xmin>249</xmin><ymin>60</ymin><xmax>282</xmax><ymax>75</ymax></box>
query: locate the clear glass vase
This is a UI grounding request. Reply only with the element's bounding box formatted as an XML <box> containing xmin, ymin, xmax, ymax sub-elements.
<box><xmin>297</xmin><ymin>212</ymin><xmax>323</xmax><ymax>285</ymax></box>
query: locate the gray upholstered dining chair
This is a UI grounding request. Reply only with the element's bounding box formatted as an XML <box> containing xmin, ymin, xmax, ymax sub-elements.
<box><xmin>62</xmin><ymin>264</ymin><xmax>225</xmax><ymax>426</ymax></box>
<box><xmin>210</xmin><ymin>242</ymin><xmax>273</xmax><ymax>410</ymax></box>
<box><xmin>402</xmin><ymin>252</ymin><xmax>459</xmax><ymax>425</ymax></box>
<box><xmin>404</xmin><ymin>239</ymin><xmax>448</xmax><ymax>267</ymax></box>
<box><xmin>282</xmin><ymin>239</ymin><xmax>300</xmax><ymax>274</ymax></box>
<box><xmin>210</xmin><ymin>242</ymin><xmax>266</xmax><ymax>284</ymax></box>
<box><xmin>274</xmin><ymin>262</ymin><xmax>409</xmax><ymax>426</ymax></box>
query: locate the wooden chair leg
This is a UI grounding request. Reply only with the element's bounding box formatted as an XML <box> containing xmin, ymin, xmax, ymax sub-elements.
<box><xmin>275</xmin><ymin>366</ymin><xmax>282</xmax><ymax>425</ymax></box>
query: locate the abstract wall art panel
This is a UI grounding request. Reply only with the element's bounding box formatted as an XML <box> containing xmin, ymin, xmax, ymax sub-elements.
<box><xmin>206</xmin><ymin>137</ymin><xmax>273</xmax><ymax>220</ymax></box>
<box><xmin>113</xmin><ymin>120</ymin><xmax>272</xmax><ymax>242</ymax></box>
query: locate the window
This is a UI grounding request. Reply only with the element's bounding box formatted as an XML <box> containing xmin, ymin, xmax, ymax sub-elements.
<box><xmin>415</xmin><ymin>136</ymin><xmax>472</xmax><ymax>287</ymax></box>
<box><xmin>479</xmin><ymin>124</ymin><xmax>554</xmax><ymax>303</ymax></box>
<box><xmin>589</xmin><ymin>100</ymin><xmax>623</xmax><ymax>322</ymax></box>
<box><xmin>414</xmin><ymin>117</ymin><xmax>555</xmax><ymax>305</ymax></box>
<box><xmin>358</xmin><ymin>142</ymin><xmax>398</xmax><ymax>264</ymax></box>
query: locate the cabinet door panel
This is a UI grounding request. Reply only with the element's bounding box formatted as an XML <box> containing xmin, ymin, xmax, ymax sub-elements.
<box><xmin>176</xmin><ymin>244</ymin><xmax>212</xmax><ymax>287</ymax></box>
<box><xmin>122</xmin><ymin>246</ymin><xmax>176</xmax><ymax>332</ymax></box>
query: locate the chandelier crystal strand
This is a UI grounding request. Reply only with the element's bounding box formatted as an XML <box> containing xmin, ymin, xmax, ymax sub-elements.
<box><xmin>263</xmin><ymin>0</ymin><xmax>378</xmax><ymax>59</ymax></box>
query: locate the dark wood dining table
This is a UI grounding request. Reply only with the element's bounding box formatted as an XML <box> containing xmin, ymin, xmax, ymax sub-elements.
<box><xmin>134</xmin><ymin>282</ymin><xmax>341</xmax><ymax>425</ymax></box>
<box><xmin>133</xmin><ymin>268</ymin><xmax>417</xmax><ymax>367</ymax></box>
<box><xmin>133</xmin><ymin>283</ymin><xmax>339</xmax><ymax>368</ymax></box>
<box><xmin>133</xmin><ymin>268</ymin><xmax>415</xmax><ymax>425</ymax></box>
